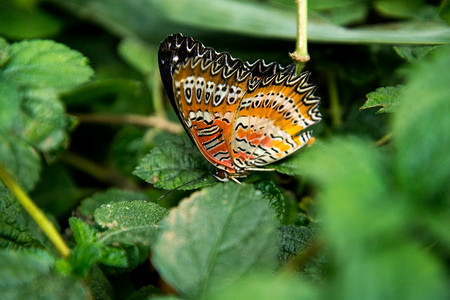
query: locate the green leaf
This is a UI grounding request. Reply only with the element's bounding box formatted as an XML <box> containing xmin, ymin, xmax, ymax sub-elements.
<box><xmin>87</xmin><ymin>266</ymin><xmax>114</xmax><ymax>300</ymax></box>
<box><xmin>80</xmin><ymin>188</ymin><xmax>149</xmax><ymax>217</ymax></box>
<box><xmin>206</xmin><ymin>273</ymin><xmax>319</xmax><ymax>300</ymax></box>
<box><xmin>0</xmin><ymin>249</ymin><xmax>88</xmax><ymax>300</ymax></box>
<box><xmin>109</xmin><ymin>127</ymin><xmax>150</xmax><ymax>175</ymax></box>
<box><xmin>374</xmin><ymin>0</ymin><xmax>426</xmax><ymax>19</ymax></box>
<box><xmin>19</xmin><ymin>88</ymin><xmax>70</xmax><ymax>152</ymax></box>
<box><xmin>127</xmin><ymin>285</ymin><xmax>162</xmax><ymax>300</ymax></box>
<box><xmin>270</xmin><ymin>144</ymin><xmax>318</xmax><ymax>176</ymax></box>
<box><xmin>0</xmin><ymin>80</ymin><xmax>21</xmax><ymax>132</ymax></box>
<box><xmin>118</xmin><ymin>38</ymin><xmax>157</xmax><ymax>75</ymax></box>
<box><xmin>361</xmin><ymin>86</ymin><xmax>403</xmax><ymax>113</ymax></box>
<box><xmin>31</xmin><ymin>164</ymin><xmax>81</xmax><ymax>218</ymax></box>
<box><xmin>0</xmin><ymin>133</ymin><xmax>41</xmax><ymax>192</ymax></box>
<box><xmin>278</xmin><ymin>225</ymin><xmax>315</xmax><ymax>264</ymax></box>
<box><xmin>71</xmin><ymin>217</ymin><xmax>97</xmax><ymax>245</ymax></box>
<box><xmin>254</xmin><ymin>181</ymin><xmax>285</xmax><ymax>220</ymax></box>
<box><xmin>0</xmin><ymin>2</ymin><xmax>62</xmax><ymax>39</ymax></box>
<box><xmin>53</xmin><ymin>0</ymin><xmax>450</xmax><ymax>44</ymax></box>
<box><xmin>95</xmin><ymin>200</ymin><xmax>168</xmax><ymax>245</ymax></box>
<box><xmin>152</xmin><ymin>183</ymin><xmax>279</xmax><ymax>299</ymax></box>
<box><xmin>393</xmin><ymin>45</ymin><xmax>450</xmax><ymax>206</ymax></box>
<box><xmin>133</xmin><ymin>134</ymin><xmax>217</xmax><ymax>190</ymax></box>
<box><xmin>0</xmin><ymin>186</ymin><xmax>44</xmax><ymax>250</ymax></box>
<box><xmin>279</xmin><ymin>225</ymin><xmax>325</xmax><ymax>281</ymax></box>
<box><xmin>68</xmin><ymin>218</ymin><xmax>128</xmax><ymax>277</ymax></box>
<box><xmin>0</xmin><ymin>37</ymin><xmax>11</xmax><ymax>67</ymax></box>
<box><xmin>393</xmin><ymin>45</ymin><xmax>438</xmax><ymax>62</ymax></box>
<box><xmin>3</xmin><ymin>40</ymin><xmax>93</xmax><ymax>90</ymax></box>
<box><xmin>295</xmin><ymin>137</ymin><xmax>450</xmax><ymax>299</ymax></box>
<box><xmin>61</xmin><ymin>78</ymin><xmax>142</xmax><ymax>107</ymax></box>
<box><xmin>310</xmin><ymin>0</ymin><xmax>369</xmax><ymax>26</ymax></box>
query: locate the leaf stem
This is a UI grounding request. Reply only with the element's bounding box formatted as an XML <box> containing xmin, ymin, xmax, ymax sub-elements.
<box><xmin>290</xmin><ymin>0</ymin><xmax>310</xmax><ymax>72</ymax></box>
<box><xmin>0</xmin><ymin>166</ymin><xmax>70</xmax><ymax>258</ymax></box>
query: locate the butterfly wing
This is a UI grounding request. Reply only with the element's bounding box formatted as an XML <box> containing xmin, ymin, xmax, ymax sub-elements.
<box><xmin>159</xmin><ymin>34</ymin><xmax>321</xmax><ymax>176</ymax></box>
<box><xmin>231</xmin><ymin>71</ymin><xmax>321</xmax><ymax>169</ymax></box>
<box><xmin>158</xmin><ymin>34</ymin><xmax>249</xmax><ymax>174</ymax></box>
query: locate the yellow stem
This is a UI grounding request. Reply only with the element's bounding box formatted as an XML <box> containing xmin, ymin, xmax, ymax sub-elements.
<box><xmin>0</xmin><ymin>166</ymin><xmax>70</xmax><ymax>258</ymax></box>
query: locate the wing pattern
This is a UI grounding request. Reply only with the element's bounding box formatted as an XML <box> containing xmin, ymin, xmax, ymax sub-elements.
<box><xmin>158</xmin><ymin>33</ymin><xmax>321</xmax><ymax>179</ymax></box>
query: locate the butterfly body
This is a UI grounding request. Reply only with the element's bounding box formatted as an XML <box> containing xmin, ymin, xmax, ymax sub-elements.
<box><xmin>158</xmin><ymin>34</ymin><xmax>321</xmax><ymax>181</ymax></box>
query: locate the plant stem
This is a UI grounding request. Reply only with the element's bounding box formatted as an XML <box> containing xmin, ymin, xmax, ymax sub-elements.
<box><xmin>149</xmin><ymin>70</ymin><xmax>166</xmax><ymax>118</ymax></box>
<box><xmin>327</xmin><ymin>71</ymin><xmax>342</xmax><ymax>128</ymax></box>
<box><xmin>73</xmin><ymin>113</ymin><xmax>182</xmax><ymax>134</ymax></box>
<box><xmin>375</xmin><ymin>132</ymin><xmax>392</xmax><ymax>146</ymax></box>
<box><xmin>290</xmin><ymin>0</ymin><xmax>310</xmax><ymax>72</ymax></box>
<box><xmin>0</xmin><ymin>166</ymin><xmax>70</xmax><ymax>258</ymax></box>
<box><xmin>61</xmin><ymin>152</ymin><xmax>138</xmax><ymax>189</ymax></box>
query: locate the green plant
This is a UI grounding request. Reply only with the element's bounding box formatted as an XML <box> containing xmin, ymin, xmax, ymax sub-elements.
<box><xmin>0</xmin><ymin>0</ymin><xmax>449</xmax><ymax>299</ymax></box>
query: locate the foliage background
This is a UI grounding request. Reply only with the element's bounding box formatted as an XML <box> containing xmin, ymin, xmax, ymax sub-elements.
<box><xmin>0</xmin><ymin>0</ymin><xmax>449</xmax><ymax>299</ymax></box>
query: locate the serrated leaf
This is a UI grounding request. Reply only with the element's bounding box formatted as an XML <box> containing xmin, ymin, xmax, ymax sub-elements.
<box><xmin>152</xmin><ymin>183</ymin><xmax>279</xmax><ymax>299</ymax></box>
<box><xmin>278</xmin><ymin>225</ymin><xmax>315</xmax><ymax>264</ymax></box>
<box><xmin>3</xmin><ymin>40</ymin><xmax>93</xmax><ymax>90</ymax></box>
<box><xmin>68</xmin><ymin>218</ymin><xmax>128</xmax><ymax>276</ymax></box>
<box><xmin>80</xmin><ymin>188</ymin><xmax>149</xmax><ymax>217</ymax></box>
<box><xmin>361</xmin><ymin>86</ymin><xmax>403</xmax><ymax>114</ymax></box>
<box><xmin>279</xmin><ymin>225</ymin><xmax>325</xmax><ymax>281</ymax></box>
<box><xmin>254</xmin><ymin>181</ymin><xmax>285</xmax><ymax>220</ymax></box>
<box><xmin>393</xmin><ymin>45</ymin><xmax>438</xmax><ymax>63</ymax></box>
<box><xmin>133</xmin><ymin>134</ymin><xmax>217</xmax><ymax>190</ymax></box>
<box><xmin>95</xmin><ymin>201</ymin><xmax>168</xmax><ymax>245</ymax></box>
<box><xmin>19</xmin><ymin>88</ymin><xmax>70</xmax><ymax>152</ymax></box>
<box><xmin>0</xmin><ymin>133</ymin><xmax>41</xmax><ymax>192</ymax></box>
<box><xmin>0</xmin><ymin>186</ymin><xmax>44</xmax><ymax>250</ymax></box>
<box><xmin>0</xmin><ymin>249</ymin><xmax>89</xmax><ymax>300</ymax></box>
<box><xmin>70</xmin><ymin>217</ymin><xmax>97</xmax><ymax>245</ymax></box>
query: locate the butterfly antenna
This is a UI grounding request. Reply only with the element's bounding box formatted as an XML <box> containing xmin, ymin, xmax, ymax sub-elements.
<box><xmin>156</xmin><ymin>174</ymin><xmax>209</xmax><ymax>201</ymax></box>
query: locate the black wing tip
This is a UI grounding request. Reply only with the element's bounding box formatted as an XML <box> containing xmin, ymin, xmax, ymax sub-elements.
<box><xmin>158</xmin><ymin>33</ymin><xmax>298</xmax><ymax>79</ymax></box>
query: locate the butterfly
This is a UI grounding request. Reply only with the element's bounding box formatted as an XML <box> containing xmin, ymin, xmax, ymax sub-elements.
<box><xmin>158</xmin><ymin>33</ymin><xmax>321</xmax><ymax>183</ymax></box>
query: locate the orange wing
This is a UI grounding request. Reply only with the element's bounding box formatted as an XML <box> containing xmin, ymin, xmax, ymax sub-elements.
<box><xmin>172</xmin><ymin>56</ymin><xmax>249</xmax><ymax>174</ymax></box>
<box><xmin>231</xmin><ymin>72</ymin><xmax>321</xmax><ymax>169</ymax></box>
<box><xmin>158</xmin><ymin>34</ymin><xmax>321</xmax><ymax>179</ymax></box>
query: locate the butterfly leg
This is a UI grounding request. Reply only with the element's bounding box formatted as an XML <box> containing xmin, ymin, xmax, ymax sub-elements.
<box><xmin>230</xmin><ymin>176</ymin><xmax>242</xmax><ymax>184</ymax></box>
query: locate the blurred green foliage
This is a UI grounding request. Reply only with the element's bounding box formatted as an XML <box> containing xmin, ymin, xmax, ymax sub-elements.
<box><xmin>0</xmin><ymin>0</ymin><xmax>449</xmax><ymax>299</ymax></box>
